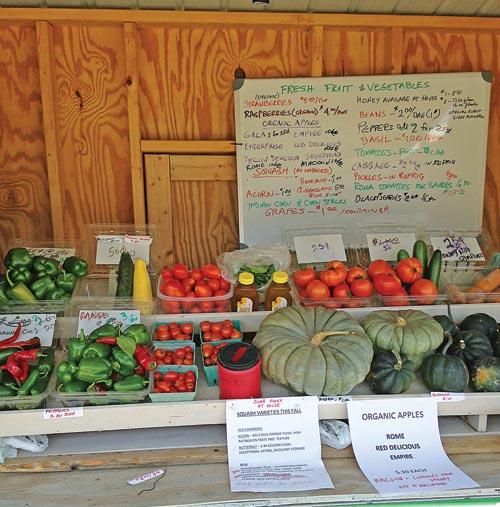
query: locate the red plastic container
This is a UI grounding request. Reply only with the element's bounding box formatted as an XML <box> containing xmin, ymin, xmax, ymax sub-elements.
<box><xmin>217</xmin><ymin>342</ymin><xmax>262</xmax><ymax>399</ymax></box>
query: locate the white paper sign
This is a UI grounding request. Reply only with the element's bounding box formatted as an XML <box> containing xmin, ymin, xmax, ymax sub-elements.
<box><xmin>0</xmin><ymin>313</ymin><xmax>56</xmax><ymax>346</ymax></box>
<box><xmin>26</xmin><ymin>247</ymin><xmax>76</xmax><ymax>263</ymax></box>
<box><xmin>95</xmin><ymin>234</ymin><xmax>152</xmax><ymax>265</ymax></box>
<box><xmin>318</xmin><ymin>396</ymin><xmax>352</xmax><ymax>404</ymax></box>
<box><xmin>293</xmin><ymin>234</ymin><xmax>346</xmax><ymax>264</ymax></box>
<box><xmin>367</xmin><ymin>233</ymin><xmax>416</xmax><ymax>261</ymax></box>
<box><xmin>43</xmin><ymin>407</ymin><xmax>83</xmax><ymax>420</ymax></box>
<box><xmin>77</xmin><ymin>309</ymin><xmax>140</xmax><ymax>336</ymax></box>
<box><xmin>226</xmin><ymin>396</ymin><xmax>334</xmax><ymax>492</ymax></box>
<box><xmin>431</xmin><ymin>392</ymin><xmax>466</xmax><ymax>402</ymax></box>
<box><xmin>430</xmin><ymin>236</ymin><xmax>484</xmax><ymax>262</ymax></box>
<box><xmin>347</xmin><ymin>398</ymin><xmax>479</xmax><ymax>496</ymax></box>
<box><xmin>127</xmin><ymin>469</ymin><xmax>165</xmax><ymax>485</ymax></box>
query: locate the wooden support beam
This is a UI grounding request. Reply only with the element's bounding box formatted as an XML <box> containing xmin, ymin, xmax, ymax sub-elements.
<box><xmin>385</xmin><ymin>26</ymin><xmax>404</xmax><ymax>75</ymax></box>
<box><xmin>309</xmin><ymin>25</ymin><xmax>324</xmax><ymax>77</ymax></box>
<box><xmin>36</xmin><ymin>21</ymin><xmax>65</xmax><ymax>241</ymax></box>
<box><xmin>141</xmin><ymin>140</ymin><xmax>236</xmax><ymax>155</ymax></box>
<box><xmin>124</xmin><ymin>22</ymin><xmax>146</xmax><ymax>225</ymax></box>
<box><xmin>170</xmin><ymin>156</ymin><xmax>236</xmax><ymax>182</ymax></box>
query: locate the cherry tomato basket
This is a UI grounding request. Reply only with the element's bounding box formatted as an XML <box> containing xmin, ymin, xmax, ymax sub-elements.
<box><xmin>150</xmin><ymin>321</ymin><xmax>195</xmax><ymax>347</ymax></box>
<box><xmin>149</xmin><ymin>365</ymin><xmax>198</xmax><ymax>402</ymax></box>
<box><xmin>200</xmin><ymin>338</ymin><xmax>243</xmax><ymax>387</ymax></box>
<box><xmin>153</xmin><ymin>342</ymin><xmax>195</xmax><ymax>367</ymax></box>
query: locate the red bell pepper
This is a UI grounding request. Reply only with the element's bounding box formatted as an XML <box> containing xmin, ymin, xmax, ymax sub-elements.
<box><xmin>134</xmin><ymin>345</ymin><xmax>156</xmax><ymax>372</ymax></box>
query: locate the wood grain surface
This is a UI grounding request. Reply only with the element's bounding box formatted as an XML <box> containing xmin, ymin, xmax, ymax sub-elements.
<box><xmin>0</xmin><ymin>26</ymin><xmax>51</xmax><ymax>258</ymax></box>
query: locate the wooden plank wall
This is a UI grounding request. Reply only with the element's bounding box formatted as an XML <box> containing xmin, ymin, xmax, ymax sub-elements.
<box><xmin>0</xmin><ymin>10</ymin><xmax>498</xmax><ymax>264</ymax></box>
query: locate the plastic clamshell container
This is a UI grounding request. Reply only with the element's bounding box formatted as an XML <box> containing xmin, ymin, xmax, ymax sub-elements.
<box><xmin>64</xmin><ymin>296</ymin><xmax>150</xmax><ymax>318</ymax></box>
<box><xmin>298</xmin><ymin>295</ymin><xmax>376</xmax><ymax>310</ymax></box>
<box><xmin>0</xmin><ymin>368</ymin><xmax>56</xmax><ymax>411</ymax></box>
<box><xmin>149</xmin><ymin>365</ymin><xmax>198</xmax><ymax>402</ymax></box>
<box><xmin>157</xmin><ymin>278</ymin><xmax>234</xmax><ymax>314</ymax></box>
<box><xmin>151</xmin><ymin>320</ymin><xmax>194</xmax><ymax>346</ymax></box>
<box><xmin>199</xmin><ymin>319</ymin><xmax>241</xmax><ymax>343</ymax></box>
<box><xmin>0</xmin><ymin>238</ymin><xmax>86</xmax><ymax>314</ymax></box>
<box><xmin>375</xmin><ymin>293</ymin><xmax>449</xmax><ymax>307</ymax></box>
<box><xmin>200</xmin><ymin>338</ymin><xmax>242</xmax><ymax>387</ymax></box>
<box><xmin>441</xmin><ymin>266</ymin><xmax>500</xmax><ymax>304</ymax></box>
<box><xmin>153</xmin><ymin>341</ymin><xmax>195</xmax><ymax>366</ymax></box>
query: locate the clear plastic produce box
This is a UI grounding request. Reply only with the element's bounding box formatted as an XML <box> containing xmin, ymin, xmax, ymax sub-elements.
<box><xmin>441</xmin><ymin>266</ymin><xmax>500</xmax><ymax>304</ymax></box>
<box><xmin>149</xmin><ymin>365</ymin><xmax>198</xmax><ymax>403</ymax></box>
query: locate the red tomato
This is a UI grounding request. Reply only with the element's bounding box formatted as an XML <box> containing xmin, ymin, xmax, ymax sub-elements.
<box><xmin>200</xmin><ymin>301</ymin><xmax>214</xmax><ymax>312</ymax></box>
<box><xmin>168</xmin><ymin>322</ymin><xmax>180</xmax><ymax>331</ymax></box>
<box><xmin>223</xmin><ymin>320</ymin><xmax>232</xmax><ymax>327</ymax></box>
<box><xmin>164</xmin><ymin>371</ymin><xmax>179</xmax><ymax>381</ymax></box>
<box><xmin>191</xmin><ymin>269</ymin><xmax>204</xmax><ymax>282</ymax></box>
<box><xmin>156</xmin><ymin>381</ymin><xmax>171</xmax><ymax>393</ymax></box>
<box><xmin>153</xmin><ymin>371</ymin><xmax>162</xmax><ymax>381</ymax></box>
<box><xmin>161</xmin><ymin>267</ymin><xmax>173</xmax><ymax>281</ymax></box>
<box><xmin>350</xmin><ymin>278</ymin><xmax>374</xmax><ymax>298</ymax></box>
<box><xmin>190</xmin><ymin>305</ymin><xmax>202</xmax><ymax>313</ymax></box>
<box><xmin>384</xmin><ymin>288</ymin><xmax>410</xmax><ymax>307</ymax></box>
<box><xmin>154</xmin><ymin>349</ymin><xmax>166</xmax><ymax>359</ymax></box>
<box><xmin>396</xmin><ymin>257</ymin><xmax>424</xmax><ymax>284</ymax></box>
<box><xmin>332</xmin><ymin>283</ymin><xmax>351</xmax><ymax>298</ymax></box>
<box><xmin>219</xmin><ymin>278</ymin><xmax>231</xmax><ymax>293</ymax></box>
<box><xmin>200</xmin><ymin>321</ymin><xmax>211</xmax><ymax>333</ymax></box>
<box><xmin>367</xmin><ymin>259</ymin><xmax>396</xmax><ymax>281</ymax></box>
<box><xmin>346</xmin><ymin>267</ymin><xmax>368</xmax><ymax>285</ymax></box>
<box><xmin>320</xmin><ymin>261</ymin><xmax>347</xmax><ymax>288</ymax></box>
<box><xmin>180</xmin><ymin>323</ymin><xmax>193</xmax><ymax>335</ymax></box>
<box><xmin>221</xmin><ymin>326</ymin><xmax>232</xmax><ymax>339</ymax></box>
<box><xmin>230</xmin><ymin>329</ymin><xmax>241</xmax><ymax>339</ymax></box>
<box><xmin>163</xmin><ymin>301</ymin><xmax>181</xmax><ymax>314</ymax></box>
<box><xmin>298</xmin><ymin>287</ymin><xmax>308</xmax><ymax>299</ymax></box>
<box><xmin>173</xmin><ymin>264</ymin><xmax>190</xmax><ymax>280</ymax></box>
<box><xmin>201</xmin><ymin>264</ymin><xmax>221</xmax><ymax>279</ymax></box>
<box><xmin>186</xmin><ymin>381</ymin><xmax>195</xmax><ymax>391</ymax></box>
<box><xmin>211</xmin><ymin>322</ymin><xmax>222</xmax><ymax>333</ymax></box>
<box><xmin>155</xmin><ymin>326</ymin><xmax>170</xmax><ymax>341</ymax></box>
<box><xmin>195</xmin><ymin>284</ymin><xmax>213</xmax><ymax>298</ymax></box>
<box><xmin>215</xmin><ymin>303</ymin><xmax>229</xmax><ymax>312</ymax></box>
<box><xmin>409</xmin><ymin>279</ymin><xmax>438</xmax><ymax>305</ymax></box>
<box><xmin>202</xmin><ymin>345</ymin><xmax>213</xmax><ymax>358</ymax></box>
<box><xmin>292</xmin><ymin>268</ymin><xmax>316</xmax><ymax>288</ymax></box>
<box><xmin>162</xmin><ymin>279</ymin><xmax>185</xmax><ymax>298</ymax></box>
<box><xmin>373</xmin><ymin>273</ymin><xmax>402</xmax><ymax>296</ymax></box>
<box><xmin>344</xmin><ymin>299</ymin><xmax>364</xmax><ymax>308</ymax></box>
<box><xmin>206</xmin><ymin>278</ymin><xmax>221</xmax><ymax>292</ymax></box>
<box><xmin>181</xmin><ymin>277</ymin><xmax>195</xmax><ymax>291</ymax></box>
<box><xmin>306</xmin><ymin>279</ymin><xmax>330</xmax><ymax>300</ymax></box>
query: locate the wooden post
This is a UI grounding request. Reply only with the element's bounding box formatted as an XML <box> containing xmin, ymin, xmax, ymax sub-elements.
<box><xmin>385</xmin><ymin>26</ymin><xmax>404</xmax><ymax>75</ymax></box>
<box><xmin>309</xmin><ymin>25</ymin><xmax>324</xmax><ymax>77</ymax></box>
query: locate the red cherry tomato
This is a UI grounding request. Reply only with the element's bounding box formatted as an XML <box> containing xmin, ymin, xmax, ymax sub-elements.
<box><xmin>206</xmin><ymin>278</ymin><xmax>221</xmax><ymax>292</ymax></box>
<box><xmin>200</xmin><ymin>321</ymin><xmax>211</xmax><ymax>333</ymax></box>
<box><xmin>162</xmin><ymin>279</ymin><xmax>185</xmax><ymax>298</ymax></box>
<box><xmin>332</xmin><ymin>283</ymin><xmax>351</xmax><ymax>298</ymax></box>
<box><xmin>154</xmin><ymin>349</ymin><xmax>166</xmax><ymax>359</ymax></box>
<box><xmin>161</xmin><ymin>267</ymin><xmax>174</xmax><ymax>281</ymax></box>
<box><xmin>221</xmin><ymin>326</ymin><xmax>232</xmax><ymax>339</ymax></box>
<box><xmin>191</xmin><ymin>269</ymin><xmax>204</xmax><ymax>282</ymax></box>
<box><xmin>164</xmin><ymin>371</ymin><xmax>179</xmax><ymax>381</ymax></box>
<box><xmin>173</xmin><ymin>264</ymin><xmax>190</xmax><ymax>280</ymax></box>
<box><xmin>396</xmin><ymin>257</ymin><xmax>424</xmax><ymax>284</ymax></box>
<box><xmin>181</xmin><ymin>277</ymin><xmax>195</xmax><ymax>291</ymax></box>
<box><xmin>373</xmin><ymin>273</ymin><xmax>402</xmax><ymax>296</ymax></box>
<box><xmin>292</xmin><ymin>268</ymin><xmax>316</xmax><ymax>288</ymax></box>
<box><xmin>195</xmin><ymin>284</ymin><xmax>213</xmax><ymax>298</ymax></box>
<box><xmin>180</xmin><ymin>323</ymin><xmax>193</xmax><ymax>335</ymax></box>
<box><xmin>223</xmin><ymin>319</ymin><xmax>232</xmax><ymax>327</ymax></box>
<box><xmin>230</xmin><ymin>329</ymin><xmax>241</xmax><ymax>339</ymax></box>
<box><xmin>409</xmin><ymin>279</ymin><xmax>438</xmax><ymax>305</ymax></box>
<box><xmin>367</xmin><ymin>259</ymin><xmax>396</xmax><ymax>281</ymax></box>
<box><xmin>306</xmin><ymin>279</ymin><xmax>330</xmax><ymax>300</ymax></box>
<box><xmin>200</xmin><ymin>301</ymin><xmax>214</xmax><ymax>312</ymax></box>
<box><xmin>201</xmin><ymin>264</ymin><xmax>221</xmax><ymax>279</ymax></box>
<box><xmin>211</xmin><ymin>322</ymin><xmax>222</xmax><ymax>333</ymax></box>
<box><xmin>346</xmin><ymin>266</ymin><xmax>368</xmax><ymax>285</ymax></box>
<box><xmin>350</xmin><ymin>278</ymin><xmax>374</xmax><ymax>298</ymax></box>
<box><xmin>219</xmin><ymin>278</ymin><xmax>231</xmax><ymax>293</ymax></box>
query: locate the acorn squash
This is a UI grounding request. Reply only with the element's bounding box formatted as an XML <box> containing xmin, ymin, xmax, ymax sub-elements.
<box><xmin>252</xmin><ymin>306</ymin><xmax>373</xmax><ymax>395</ymax></box>
<box><xmin>459</xmin><ymin>313</ymin><xmax>499</xmax><ymax>341</ymax></box>
<box><xmin>448</xmin><ymin>330</ymin><xmax>493</xmax><ymax>366</ymax></box>
<box><xmin>433</xmin><ymin>315</ymin><xmax>459</xmax><ymax>337</ymax></box>
<box><xmin>470</xmin><ymin>356</ymin><xmax>500</xmax><ymax>392</ymax></box>
<box><xmin>369</xmin><ymin>349</ymin><xmax>415</xmax><ymax>394</ymax></box>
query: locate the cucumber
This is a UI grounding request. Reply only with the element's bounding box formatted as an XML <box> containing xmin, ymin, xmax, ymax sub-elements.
<box><xmin>115</xmin><ymin>252</ymin><xmax>134</xmax><ymax>297</ymax></box>
<box><xmin>427</xmin><ymin>249</ymin><xmax>442</xmax><ymax>287</ymax></box>
<box><xmin>412</xmin><ymin>240</ymin><xmax>428</xmax><ymax>273</ymax></box>
<box><xmin>397</xmin><ymin>249</ymin><xmax>410</xmax><ymax>262</ymax></box>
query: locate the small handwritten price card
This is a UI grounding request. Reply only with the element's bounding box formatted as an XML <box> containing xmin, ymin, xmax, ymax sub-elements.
<box><xmin>26</xmin><ymin>247</ymin><xmax>76</xmax><ymax>263</ymax></box>
<box><xmin>77</xmin><ymin>309</ymin><xmax>140</xmax><ymax>336</ymax></box>
<box><xmin>43</xmin><ymin>407</ymin><xmax>83</xmax><ymax>420</ymax></box>
<box><xmin>367</xmin><ymin>233</ymin><xmax>416</xmax><ymax>261</ymax></box>
<box><xmin>0</xmin><ymin>313</ymin><xmax>56</xmax><ymax>346</ymax></box>
<box><xmin>430</xmin><ymin>236</ymin><xmax>484</xmax><ymax>262</ymax></box>
<box><xmin>95</xmin><ymin>234</ymin><xmax>152</xmax><ymax>265</ymax></box>
<box><xmin>293</xmin><ymin>234</ymin><xmax>346</xmax><ymax>264</ymax></box>
<box><xmin>318</xmin><ymin>396</ymin><xmax>352</xmax><ymax>404</ymax></box>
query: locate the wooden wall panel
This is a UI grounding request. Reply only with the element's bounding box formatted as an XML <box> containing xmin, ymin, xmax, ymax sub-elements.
<box><xmin>403</xmin><ymin>31</ymin><xmax>500</xmax><ymax>249</ymax></box>
<box><xmin>52</xmin><ymin>24</ymin><xmax>133</xmax><ymax>240</ymax></box>
<box><xmin>0</xmin><ymin>26</ymin><xmax>51</xmax><ymax>257</ymax></box>
<box><xmin>137</xmin><ymin>27</ymin><xmax>310</xmax><ymax>140</ymax></box>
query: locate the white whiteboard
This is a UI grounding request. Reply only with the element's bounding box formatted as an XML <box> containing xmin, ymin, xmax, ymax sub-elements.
<box><xmin>234</xmin><ymin>72</ymin><xmax>491</xmax><ymax>247</ymax></box>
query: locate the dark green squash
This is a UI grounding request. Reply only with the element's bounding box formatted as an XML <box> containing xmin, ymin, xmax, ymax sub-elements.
<box><xmin>448</xmin><ymin>330</ymin><xmax>493</xmax><ymax>366</ymax></box>
<box><xmin>470</xmin><ymin>356</ymin><xmax>500</xmax><ymax>392</ymax></box>
<box><xmin>492</xmin><ymin>329</ymin><xmax>500</xmax><ymax>357</ymax></box>
<box><xmin>433</xmin><ymin>315</ymin><xmax>459</xmax><ymax>337</ymax></box>
<box><xmin>369</xmin><ymin>349</ymin><xmax>415</xmax><ymax>394</ymax></box>
<box><xmin>421</xmin><ymin>335</ymin><xmax>469</xmax><ymax>392</ymax></box>
<box><xmin>459</xmin><ymin>313</ymin><xmax>499</xmax><ymax>341</ymax></box>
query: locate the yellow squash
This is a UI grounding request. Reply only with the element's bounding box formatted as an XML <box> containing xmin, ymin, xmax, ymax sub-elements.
<box><xmin>133</xmin><ymin>258</ymin><xmax>153</xmax><ymax>314</ymax></box>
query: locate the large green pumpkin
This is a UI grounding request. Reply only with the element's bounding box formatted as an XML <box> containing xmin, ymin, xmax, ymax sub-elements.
<box><xmin>252</xmin><ymin>306</ymin><xmax>373</xmax><ymax>395</ymax></box>
<box><xmin>362</xmin><ymin>309</ymin><xmax>444</xmax><ymax>368</ymax></box>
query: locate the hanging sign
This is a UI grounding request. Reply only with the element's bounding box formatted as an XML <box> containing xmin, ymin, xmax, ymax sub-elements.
<box><xmin>367</xmin><ymin>233</ymin><xmax>416</xmax><ymax>261</ymax></box>
<box><xmin>430</xmin><ymin>236</ymin><xmax>484</xmax><ymax>262</ymax></box>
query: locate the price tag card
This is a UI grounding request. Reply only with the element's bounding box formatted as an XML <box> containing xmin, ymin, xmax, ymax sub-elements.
<box><xmin>430</xmin><ymin>236</ymin><xmax>484</xmax><ymax>262</ymax></box>
<box><xmin>127</xmin><ymin>469</ymin><xmax>165</xmax><ymax>486</ymax></box>
<box><xmin>293</xmin><ymin>234</ymin><xmax>346</xmax><ymax>264</ymax></box>
<box><xmin>26</xmin><ymin>247</ymin><xmax>76</xmax><ymax>263</ymax></box>
<box><xmin>347</xmin><ymin>397</ymin><xmax>478</xmax><ymax>496</ymax></box>
<box><xmin>318</xmin><ymin>396</ymin><xmax>352</xmax><ymax>404</ymax></box>
<box><xmin>431</xmin><ymin>392</ymin><xmax>466</xmax><ymax>403</ymax></box>
<box><xmin>226</xmin><ymin>396</ymin><xmax>334</xmax><ymax>492</ymax></box>
<box><xmin>0</xmin><ymin>313</ymin><xmax>56</xmax><ymax>346</ymax></box>
<box><xmin>95</xmin><ymin>235</ymin><xmax>152</xmax><ymax>265</ymax></box>
<box><xmin>367</xmin><ymin>233</ymin><xmax>416</xmax><ymax>261</ymax></box>
<box><xmin>77</xmin><ymin>309</ymin><xmax>140</xmax><ymax>336</ymax></box>
<box><xmin>43</xmin><ymin>407</ymin><xmax>83</xmax><ymax>420</ymax></box>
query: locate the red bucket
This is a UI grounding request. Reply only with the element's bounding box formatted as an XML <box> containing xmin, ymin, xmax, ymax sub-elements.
<box><xmin>217</xmin><ymin>342</ymin><xmax>262</xmax><ymax>399</ymax></box>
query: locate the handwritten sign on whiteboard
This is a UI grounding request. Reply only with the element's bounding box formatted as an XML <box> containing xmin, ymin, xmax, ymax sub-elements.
<box><xmin>234</xmin><ymin>73</ymin><xmax>491</xmax><ymax>246</ymax></box>
<box><xmin>293</xmin><ymin>234</ymin><xmax>346</xmax><ymax>264</ymax></box>
<box><xmin>367</xmin><ymin>233</ymin><xmax>416</xmax><ymax>261</ymax></box>
<box><xmin>430</xmin><ymin>236</ymin><xmax>484</xmax><ymax>262</ymax></box>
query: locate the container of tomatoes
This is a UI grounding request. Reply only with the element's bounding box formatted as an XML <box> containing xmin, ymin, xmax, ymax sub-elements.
<box><xmin>201</xmin><ymin>338</ymin><xmax>243</xmax><ymax>387</ymax></box>
<box><xmin>151</xmin><ymin>321</ymin><xmax>194</xmax><ymax>345</ymax></box>
<box><xmin>150</xmin><ymin>365</ymin><xmax>198</xmax><ymax>402</ymax></box>
<box><xmin>157</xmin><ymin>263</ymin><xmax>233</xmax><ymax>314</ymax></box>
<box><xmin>153</xmin><ymin>342</ymin><xmax>195</xmax><ymax>368</ymax></box>
<box><xmin>199</xmin><ymin>319</ymin><xmax>242</xmax><ymax>343</ymax></box>
<box><xmin>292</xmin><ymin>261</ymin><xmax>376</xmax><ymax>309</ymax></box>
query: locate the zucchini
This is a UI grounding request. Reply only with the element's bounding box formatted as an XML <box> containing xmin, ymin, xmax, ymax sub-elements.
<box><xmin>427</xmin><ymin>249</ymin><xmax>442</xmax><ymax>286</ymax></box>
<box><xmin>116</xmin><ymin>252</ymin><xmax>134</xmax><ymax>297</ymax></box>
<box><xmin>397</xmin><ymin>249</ymin><xmax>410</xmax><ymax>262</ymax></box>
<box><xmin>412</xmin><ymin>240</ymin><xmax>428</xmax><ymax>273</ymax></box>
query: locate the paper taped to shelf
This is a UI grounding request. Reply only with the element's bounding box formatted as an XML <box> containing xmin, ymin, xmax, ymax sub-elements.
<box><xmin>431</xmin><ymin>392</ymin><xmax>466</xmax><ymax>402</ymax></box>
<box><xmin>77</xmin><ymin>309</ymin><xmax>140</xmax><ymax>336</ymax></box>
<box><xmin>95</xmin><ymin>234</ymin><xmax>152</xmax><ymax>265</ymax></box>
<box><xmin>127</xmin><ymin>468</ymin><xmax>165</xmax><ymax>485</ymax></box>
<box><xmin>367</xmin><ymin>233</ymin><xmax>416</xmax><ymax>261</ymax></box>
<box><xmin>43</xmin><ymin>407</ymin><xmax>83</xmax><ymax>420</ymax></box>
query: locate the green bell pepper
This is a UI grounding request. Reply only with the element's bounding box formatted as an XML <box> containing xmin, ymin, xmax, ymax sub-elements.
<box><xmin>30</xmin><ymin>276</ymin><xmax>56</xmax><ymax>300</ymax></box>
<box><xmin>55</xmin><ymin>271</ymin><xmax>77</xmax><ymax>294</ymax></box>
<box><xmin>44</xmin><ymin>287</ymin><xmax>70</xmax><ymax>301</ymax></box>
<box><xmin>18</xmin><ymin>367</ymin><xmax>40</xmax><ymax>396</ymax></box>
<box><xmin>62</xmin><ymin>256</ymin><xmax>88</xmax><ymax>278</ymax></box>
<box><xmin>114</xmin><ymin>365</ymin><xmax>135</xmax><ymax>377</ymax></box>
<box><xmin>32</xmin><ymin>256</ymin><xmax>60</xmax><ymax>277</ymax></box>
<box><xmin>76</xmin><ymin>357</ymin><xmax>112</xmax><ymax>384</ymax></box>
<box><xmin>30</xmin><ymin>376</ymin><xmax>50</xmax><ymax>396</ymax></box>
<box><xmin>113</xmin><ymin>375</ymin><xmax>148</xmax><ymax>392</ymax></box>
<box><xmin>7</xmin><ymin>267</ymin><xmax>33</xmax><ymax>286</ymax></box>
<box><xmin>122</xmin><ymin>324</ymin><xmax>150</xmax><ymax>346</ymax></box>
<box><xmin>112</xmin><ymin>347</ymin><xmax>138</xmax><ymax>371</ymax></box>
<box><xmin>57</xmin><ymin>360</ymin><xmax>78</xmax><ymax>384</ymax></box>
<box><xmin>0</xmin><ymin>274</ymin><xmax>7</xmax><ymax>289</ymax></box>
<box><xmin>38</xmin><ymin>348</ymin><xmax>54</xmax><ymax>378</ymax></box>
<box><xmin>59</xmin><ymin>380</ymin><xmax>89</xmax><ymax>393</ymax></box>
<box><xmin>68</xmin><ymin>330</ymin><xmax>88</xmax><ymax>363</ymax></box>
<box><xmin>88</xmin><ymin>323</ymin><xmax>119</xmax><ymax>342</ymax></box>
<box><xmin>82</xmin><ymin>342</ymin><xmax>112</xmax><ymax>359</ymax></box>
<box><xmin>4</xmin><ymin>248</ymin><xmax>33</xmax><ymax>270</ymax></box>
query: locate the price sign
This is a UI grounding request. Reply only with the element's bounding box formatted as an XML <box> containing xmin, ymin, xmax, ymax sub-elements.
<box><xmin>318</xmin><ymin>396</ymin><xmax>352</xmax><ymax>404</ymax></box>
<box><xmin>26</xmin><ymin>247</ymin><xmax>76</xmax><ymax>263</ymax></box>
<box><xmin>430</xmin><ymin>392</ymin><xmax>466</xmax><ymax>402</ymax></box>
<box><xmin>367</xmin><ymin>233</ymin><xmax>416</xmax><ymax>261</ymax></box>
<box><xmin>43</xmin><ymin>407</ymin><xmax>83</xmax><ymax>420</ymax></box>
<box><xmin>430</xmin><ymin>236</ymin><xmax>484</xmax><ymax>262</ymax></box>
<box><xmin>0</xmin><ymin>313</ymin><xmax>56</xmax><ymax>346</ymax></box>
<box><xmin>77</xmin><ymin>309</ymin><xmax>140</xmax><ymax>336</ymax></box>
<box><xmin>293</xmin><ymin>234</ymin><xmax>346</xmax><ymax>264</ymax></box>
<box><xmin>95</xmin><ymin>235</ymin><xmax>152</xmax><ymax>265</ymax></box>
<box><xmin>127</xmin><ymin>469</ymin><xmax>165</xmax><ymax>486</ymax></box>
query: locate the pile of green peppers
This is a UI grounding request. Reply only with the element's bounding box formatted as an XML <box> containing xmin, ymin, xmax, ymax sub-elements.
<box><xmin>57</xmin><ymin>323</ymin><xmax>151</xmax><ymax>395</ymax></box>
<box><xmin>0</xmin><ymin>248</ymin><xmax>89</xmax><ymax>303</ymax></box>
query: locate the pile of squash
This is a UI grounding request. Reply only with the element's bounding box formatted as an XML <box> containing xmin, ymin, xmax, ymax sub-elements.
<box><xmin>252</xmin><ymin>306</ymin><xmax>500</xmax><ymax>396</ymax></box>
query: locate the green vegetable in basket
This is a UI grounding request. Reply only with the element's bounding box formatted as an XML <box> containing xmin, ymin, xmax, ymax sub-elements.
<box><xmin>76</xmin><ymin>358</ymin><xmax>113</xmax><ymax>384</ymax></box>
<box><xmin>6</xmin><ymin>267</ymin><xmax>34</xmax><ymax>286</ymax></box>
<box><xmin>82</xmin><ymin>342</ymin><xmax>112</xmax><ymax>360</ymax></box>
<box><xmin>62</xmin><ymin>256</ymin><xmax>88</xmax><ymax>278</ymax></box>
<box><xmin>1</xmin><ymin>371</ymin><xmax>19</xmax><ymax>392</ymax></box>
<box><xmin>0</xmin><ymin>348</ymin><xmax>19</xmax><ymax>365</ymax></box>
<box><xmin>32</xmin><ymin>256</ymin><xmax>60</xmax><ymax>277</ymax></box>
<box><xmin>57</xmin><ymin>360</ymin><xmax>78</xmax><ymax>384</ymax></box>
<box><xmin>5</xmin><ymin>277</ymin><xmax>36</xmax><ymax>303</ymax></box>
<box><xmin>30</xmin><ymin>376</ymin><xmax>50</xmax><ymax>396</ymax></box>
<box><xmin>30</xmin><ymin>276</ymin><xmax>56</xmax><ymax>300</ymax></box>
<box><xmin>112</xmin><ymin>347</ymin><xmax>138</xmax><ymax>371</ymax></box>
<box><xmin>37</xmin><ymin>348</ymin><xmax>54</xmax><ymax>378</ymax></box>
<box><xmin>17</xmin><ymin>367</ymin><xmax>40</xmax><ymax>397</ymax></box>
<box><xmin>237</xmin><ymin>264</ymin><xmax>276</xmax><ymax>290</ymax></box>
<box><xmin>4</xmin><ymin>248</ymin><xmax>33</xmax><ymax>270</ymax></box>
<box><xmin>58</xmin><ymin>380</ymin><xmax>89</xmax><ymax>393</ymax></box>
<box><xmin>0</xmin><ymin>385</ymin><xmax>17</xmax><ymax>396</ymax></box>
<box><xmin>68</xmin><ymin>331</ymin><xmax>88</xmax><ymax>363</ymax></box>
<box><xmin>115</xmin><ymin>252</ymin><xmax>134</xmax><ymax>297</ymax></box>
<box><xmin>44</xmin><ymin>287</ymin><xmax>70</xmax><ymax>301</ymax></box>
<box><xmin>88</xmin><ymin>323</ymin><xmax>119</xmax><ymax>342</ymax></box>
<box><xmin>113</xmin><ymin>375</ymin><xmax>148</xmax><ymax>392</ymax></box>
<box><xmin>55</xmin><ymin>271</ymin><xmax>77</xmax><ymax>294</ymax></box>
<box><xmin>122</xmin><ymin>324</ymin><xmax>149</xmax><ymax>346</ymax></box>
